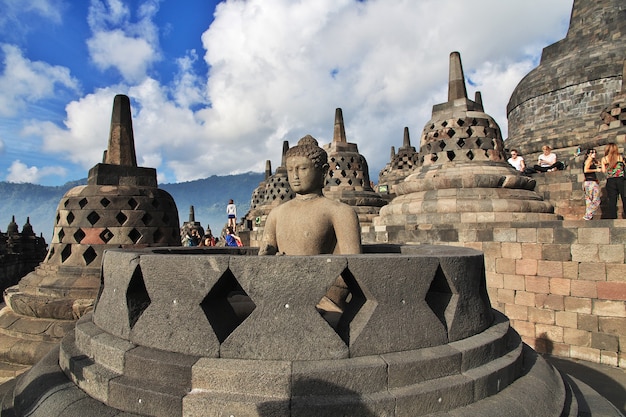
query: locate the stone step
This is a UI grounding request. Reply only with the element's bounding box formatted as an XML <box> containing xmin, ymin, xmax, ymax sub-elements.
<box><xmin>0</xmin><ymin>361</ymin><xmax>30</xmax><ymax>385</ymax></box>
<box><xmin>0</xmin><ymin>306</ymin><xmax>74</xmax><ymax>342</ymax></box>
<box><xmin>0</xmin><ymin>330</ymin><xmax>58</xmax><ymax>366</ymax></box>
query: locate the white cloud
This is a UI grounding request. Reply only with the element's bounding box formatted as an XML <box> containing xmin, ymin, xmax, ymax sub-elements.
<box><xmin>0</xmin><ymin>44</ymin><xmax>79</xmax><ymax>117</ymax></box>
<box><xmin>25</xmin><ymin>0</ymin><xmax>575</xmax><ymax>184</ymax></box>
<box><xmin>24</xmin><ymin>88</ymin><xmax>120</xmax><ymax>168</ymax></box>
<box><xmin>6</xmin><ymin>160</ymin><xmax>67</xmax><ymax>184</ymax></box>
<box><xmin>86</xmin><ymin>0</ymin><xmax>161</xmax><ymax>83</ymax></box>
<box><xmin>0</xmin><ymin>0</ymin><xmax>65</xmax><ymax>36</ymax></box>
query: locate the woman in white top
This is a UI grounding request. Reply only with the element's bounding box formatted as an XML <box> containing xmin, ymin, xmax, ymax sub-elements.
<box><xmin>507</xmin><ymin>149</ymin><xmax>525</xmax><ymax>172</ymax></box>
<box><xmin>533</xmin><ymin>145</ymin><xmax>564</xmax><ymax>172</ymax></box>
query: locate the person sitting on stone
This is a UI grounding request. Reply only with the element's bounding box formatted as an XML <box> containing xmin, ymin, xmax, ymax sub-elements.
<box><xmin>259</xmin><ymin>135</ymin><xmax>361</xmax><ymax>256</ymax></box>
<box><xmin>225</xmin><ymin>227</ymin><xmax>242</xmax><ymax>247</ymax></box>
<box><xmin>507</xmin><ymin>149</ymin><xmax>525</xmax><ymax>172</ymax></box>
<box><xmin>533</xmin><ymin>145</ymin><xmax>565</xmax><ymax>172</ymax></box>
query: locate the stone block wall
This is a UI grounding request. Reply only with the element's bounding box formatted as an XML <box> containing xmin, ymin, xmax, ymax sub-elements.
<box><xmin>363</xmin><ymin>220</ymin><xmax>626</xmax><ymax>368</ymax></box>
<box><xmin>508</xmin><ymin>78</ymin><xmax>622</xmax><ymax>156</ymax></box>
<box><xmin>481</xmin><ymin>221</ymin><xmax>626</xmax><ymax>367</ymax></box>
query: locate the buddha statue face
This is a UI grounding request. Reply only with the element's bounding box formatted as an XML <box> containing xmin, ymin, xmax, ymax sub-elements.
<box><xmin>284</xmin><ymin>135</ymin><xmax>329</xmax><ymax>195</ymax></box>
<box><xmin>286</xmin><ymin>155</ymin><xmax>325</xmax><ymax>195</ymax></box>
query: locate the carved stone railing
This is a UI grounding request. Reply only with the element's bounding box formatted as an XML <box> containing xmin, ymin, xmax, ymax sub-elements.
<box><xmin>93</xmin><ymin>245</ymin><xmax>493</xmax><ymax>360</ymax></box>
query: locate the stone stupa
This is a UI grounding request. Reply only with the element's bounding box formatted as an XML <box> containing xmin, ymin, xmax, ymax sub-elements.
<box><xmin>378</xmin><ymin>126</ymin><xmax>420</xmax><ymax>198</ymax></box>
<box><xmin>323</xmin><ymin>108</ymin><xmax>387</xmax><ymax>227</ymax></box>
<box><xmin>506</xmin><ymin>0</ymin><xmax>626</xmax><ymax>163</ymax></box>
<box><xmin>373</xmin><ymin>52</ymin><xmax>558</xmax><ymax>238</ymax></box>
<box><xmin>0</xmin><ymin>95</ymin><xmax>181</xmax><ymax>375</ymax></box>
<box><xmin>246</xmin><ymin>143</ymin><xmax>295</xmax><ymax>247</ymax></box>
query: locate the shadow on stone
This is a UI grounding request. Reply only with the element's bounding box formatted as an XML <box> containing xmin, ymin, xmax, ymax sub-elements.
<box><xmin>256</xmin><ymin>378</ymin><xmax>379</xmax><ymax>416</ymax></box>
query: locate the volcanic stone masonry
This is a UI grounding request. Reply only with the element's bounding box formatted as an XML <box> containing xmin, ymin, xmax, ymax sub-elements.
<box><xmin>0</xmin><ymin>95</ymin><xmax>181</xmax><ymax>378</ymax></box>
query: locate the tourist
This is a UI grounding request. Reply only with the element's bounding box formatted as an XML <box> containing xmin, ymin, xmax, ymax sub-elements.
<box><xmin>226</xmin><ymin>199</ymin><xmax>237</xmax><ymax>228</ymax></box>
<box><xmin>533</xmin><ymin>145</ymin><xmax>565</xmax><ymax>172</ymax></box>
<box><xmin>199</xmin><ymin>231</ymin><xmax>216</xmax><ymax>246</ymax></box>
<box><xmin>600</xmin><ymin>142</ymin><xmax>625</xmax><ymax>219</ymax></box>
<box><xmin>182</xmin><ymin>231</ymin><xmax>194</xmax><ymax>247</ymax></box>
<box><xmin>258</xmin><ymin>135</ymin><xmax>361</xmax><ymax>256</ymax></box>
<box><xmin>190</xmin><ymin>229</ymin><xmax>201</xmax><ymax>246</ymax></box>
<box><xmin>582</xmin><ymin>148</ymin><xmax>601</xmax><ymax>220</ymax></box>
<box><xmin>507</xmin><ymin>149</ymin><xmax>526</xmax><ymax>172</ymax></box>
<box><xmin>225</xmin><ymin>226</ymin><xmax>242</xmax><ymax>247</ymax></box>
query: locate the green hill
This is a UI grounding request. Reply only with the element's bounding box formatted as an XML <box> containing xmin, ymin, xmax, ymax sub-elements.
<box><xmin>0</xmin><ymin>173</ymin><xmax>263</xmax><ymax>242</ymax></box>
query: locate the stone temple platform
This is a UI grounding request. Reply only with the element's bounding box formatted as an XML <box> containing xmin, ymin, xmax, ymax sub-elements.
<box><xmin>0</xmin><ymin>245</ymin><xmax>615</xmax><ymax>416</ymax></box>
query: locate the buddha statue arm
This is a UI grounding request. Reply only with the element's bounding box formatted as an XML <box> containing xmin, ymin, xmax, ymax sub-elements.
<box><xmin>258</xmin><ymin>211</ymin><xmax>279</xmax><ymax>256</ymax></box>
<box><xmin>333</xmin><ymin>207</ymin><xmax>362</xmax><ymax>254</ymax></box>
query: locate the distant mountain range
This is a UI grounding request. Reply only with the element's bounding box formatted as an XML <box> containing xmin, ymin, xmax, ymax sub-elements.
<box><xmin>0</xmin><ymin>172</ymin><xmax>264</xmax><ymax>242</ymax></box>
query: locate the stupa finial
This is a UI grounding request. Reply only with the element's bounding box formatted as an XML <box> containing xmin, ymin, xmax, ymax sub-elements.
<box><xmin>189</xmin><ymin>205</ymin><xmax>195</xmax><ymax>222</ymax></box>
<box><xmin>280</xmin><ymin>141</ymin><xmax>289</xmax><ymax>167</ymax></box>
<box><xmin>333</xmin><ymin>108</ymin><xmax>347</xmax><ymax>143</ymax></box>
<box><xmin>104</xmin><ymin>94</ymin><xmax>137</xmax><ymax>167</ymax></box>
<box><xmin>264</xmin><ymin>160</ymin><xmax>272</xmax><ymax>180</ymax></box>
<box><xmin>448</xmin><ymin>51</ymin><xmax>468</xmax><ymax>101</ymax></box>
<box><xmin>403</xmin><ymin>127</ymin><xmax>411</xmax><ymax>148</ymax></box>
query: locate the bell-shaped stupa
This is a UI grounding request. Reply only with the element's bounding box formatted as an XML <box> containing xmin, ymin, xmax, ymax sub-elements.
<box><xmin>378</xmin><ymin>126</ymin><xmax>420</xmax><ymax>198</ymax></box>
<box><xmin>0</xmin><ymin>95</ymin><xmax>181</xmax><ymax>372</ymax></box>
<box><xmin>374</xmin><ymin>52</ymin><xmax>557</xmax><ymax>229</ymax></box>
<box><xmin>247</xmin><ymin>143</ymin><xmax>295</xmax><ymax>247</ymax></box>
<box><xmin>323</xmin><ymin>108</ymin><xmax>387</xmax><ymax>226</ymax></box>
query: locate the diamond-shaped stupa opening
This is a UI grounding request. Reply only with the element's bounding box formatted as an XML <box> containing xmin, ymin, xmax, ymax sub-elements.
<box><xmin>99</xmin><ymin>229</ymin><xmax>114</xmax><ymax>243</ymax></box>
<box><xmin>60</xmin><ymin>244</ymin><xmax>72</xmax><ymax>263</ymax></box>
<box><xmin>128</xmin><ymin>228</ymin><xmax>142</xmax><ymax>244</ymax></box>
<box><xmin>79</xmin><ymin>198</ymin><xmax>88</xmax><ymax>209</ymax></box>
<box><xmin>316</xmin><ymin>268</ymin><xmax>367</xmax><ymax>345</ymax></box>
<box><xmin>200</xmin><ymin>269</ymin><xmax>256</xmax><ymax>343</ymax></box>
<box><xmin>425</xmin><ymin>264</ymin><xmax>452</xmax><ymax>332</ymax></box>
<box><xmin>73</xmin><ymin>229</ymin><xmax>86</xmax><ymax>243</ymax></box>
<box><xmin>447</xmin><ymin>151</ymin><xmax>456</xmax><ymax>161</ymax></box>
<box><xmin>83</xmin><ymin>246</ymin><xmax>97</xmax><ymax>265</ymax></box>
<box><xmin>142</xmin><ymin>213</ymin><xmax>153</xmax><ymax>226</ymax></box>
<box><xmin>126</xmin><ymin>265</ymin><xmax>151</xmax><ymax>329</ymax></box>
<box><xmin>87</xmin><ymin>211</ymin><xmax>100</xmax><ymax>226</ymax></box>
<box><xmin>116</xmin><ymin>212</ymin><xmax>128</xmax><ymax>225</ymax></box>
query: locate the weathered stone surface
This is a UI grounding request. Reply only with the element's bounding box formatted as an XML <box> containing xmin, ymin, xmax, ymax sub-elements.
<box><xmin>222</xmin><ymin>255</ymin><xmax>349</xmax><ymax>360</ymax></box>
<box><xmin>192</xmin><ymin>358</ymin><xmax>291</xmax><ymax>398</ymax></box>
<box><xmin>393</xmin><ymin>374</ymin><xmax>475</xmax><ymax>416</ymax></box>
<box><xmin>129</xmin><ymin>254</ymin><xmax>226</xmax><ymax>357</ymax></box>
<box><xmin>382</xmin><ymin>344</ymin><xmax>461</xmax><ymax>388</ymax></box>
<box><xmin>93</xmin><ymin>250</ymin><xmax>141</xmax><ymax>339</ymax></box>
<box><xmin>291</xmin><ymin>356</ymin><xmax>387</xmax><ymax>395</ymax></box>
<box><xmin>342</xmin><ymin>255</ymin><xmax>447</xmax><ymax>356</ymax></box>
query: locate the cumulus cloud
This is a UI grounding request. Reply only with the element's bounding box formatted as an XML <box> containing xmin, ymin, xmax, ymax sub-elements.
<box><xmin>87</xmin><ymin>0</ymin><xmax>161</xmax><ymax>83</ymax></box>
<box><xmin>6</xmin><ymin>160</ymin><xmax>67</xmax><ymax>184</ymax></box>
<box><xmin>24</xmin><ymin>88</ymin><xmax>120</xmax><ymax>168</ymax></box>
<box><xmin>0</xmin><ymin>44</ymin><xmax>79</xmax><ymax>117</ymax></box>
<box><xmin>30</xmin><ymin>0</ymin><xmax>574</xmax><ymax>183</ymax></box>
<box><xmin>0</xmin><ymin>0</ymin><xmax>65</xmax><ymax>38</ymax></box>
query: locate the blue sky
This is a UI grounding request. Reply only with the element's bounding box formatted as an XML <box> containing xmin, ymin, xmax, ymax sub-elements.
<box><xmin>0</xmin><ymin>0</ymin><xmax>573</xmax><ymax>186</ymax></box>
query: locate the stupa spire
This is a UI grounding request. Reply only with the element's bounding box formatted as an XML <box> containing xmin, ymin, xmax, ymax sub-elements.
<box><xmin>189</xmin><ymin>205</ymin><xmax>196</xmax><ymax>222</ymax></box>
<box><xmin>448</xmin><ymin>51</ymin><xmax>468</xmax><ymax>101</ymax></box>
<box><xmin>402</xmin><ymin>127</ymin><xmax>411</xmax><ymax>148</ymax></box>
<box><xmin>280</xmin><ymin>141</ymin><xmax>289</xmax><ymax>167</ymax></box>
<box><xmin>333</xmin><ymin>108</ymin><xmax>347</xmax><ymax>143</ymax></box>
<box><xmin>264</xmin><ymin>160</ymin><xmax>272</xmax><ymax>180</ymax></box>
<box><xmin>104</xmin><ymin>94</ymin><xmax>137</xmax><ymax>167</ymax></box>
